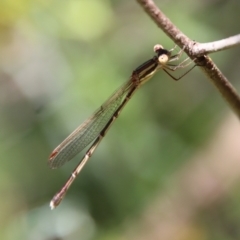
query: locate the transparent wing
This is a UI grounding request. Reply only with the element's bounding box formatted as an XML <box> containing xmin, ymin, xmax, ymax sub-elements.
<box><xmin>48</xmin><ymin>80</ymin><xmax>133</xmax><ymax>169</ymax></box>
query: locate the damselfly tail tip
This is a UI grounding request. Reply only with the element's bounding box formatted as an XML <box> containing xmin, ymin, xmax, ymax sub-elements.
<box><xmin>50</xmin><ymin>191</ymin><xmax>65</xmax><ymax>210</ymax></box>
<box><xmin>49</xmin><ymin>200</ymin><xmax>56</xmax><ymax>210</ymax></box>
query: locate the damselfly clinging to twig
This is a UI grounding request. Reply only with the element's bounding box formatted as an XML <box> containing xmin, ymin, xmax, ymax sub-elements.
<box><xmin>48</xmin><ymin>44</ymin><xmax>195</xmax><ymax>209</ymax></box>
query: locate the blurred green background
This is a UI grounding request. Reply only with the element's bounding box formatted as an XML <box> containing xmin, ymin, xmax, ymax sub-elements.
<box><xmin>1</xmin><ymin>0</ymin><xmax>240</xmax><ymax>240</ymax></box>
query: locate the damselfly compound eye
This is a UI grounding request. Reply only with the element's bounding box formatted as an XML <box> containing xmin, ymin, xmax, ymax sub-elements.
<box><xmin>158</xmin><ymin>54</ymin><xmax>169</xmax><ymax>64</ymax></box>
<box><xmin>154</xmin><ymin>44</ymin><xmax>163</xmax><ymax>53</ymax></box>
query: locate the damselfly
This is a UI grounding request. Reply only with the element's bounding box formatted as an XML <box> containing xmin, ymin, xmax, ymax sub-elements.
<box><xmin>49</xmin><ymin>44</ymin><xmax>194</xmax><ymax>209</ymax></box>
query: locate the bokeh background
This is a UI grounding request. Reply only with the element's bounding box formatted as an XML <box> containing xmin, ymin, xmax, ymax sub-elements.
<box><xmin>1</xmin><ymin>0</ymin><xmax>240</xmax><ymax>239</ymax></box>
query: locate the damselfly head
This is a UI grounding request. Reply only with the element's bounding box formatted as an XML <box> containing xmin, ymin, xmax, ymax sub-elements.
<box><xmin>154</xmin><ymin>44</ymin><xmax>170</xmax><ymax>65</ymax></box>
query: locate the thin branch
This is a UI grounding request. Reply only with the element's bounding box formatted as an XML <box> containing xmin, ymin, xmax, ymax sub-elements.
<box><xmin>136</xmin><ymin>0</ymin><xmax>193</xmax><ymax>50</ymax></box>
<box><xmin>137</xmin><ymin>0</ymin><xmax>240</xmax><ymax>118</ymax></box>
<box><xmin>199</xmin><ymin>55</ymin><xmax>240</xmax><ymax>115</ymax></box>
<box><xmin>193</xmin><ymin>34</ymin><xmax>240</xmax><ymax>55</ymax></box>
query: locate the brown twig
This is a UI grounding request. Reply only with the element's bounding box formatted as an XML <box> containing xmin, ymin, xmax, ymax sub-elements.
<box><xmin>137</xmin><ymin>0</ymin><xmax>240</xmax><ymax>118</ymax></box>
<box><xmin>193</xmin><ymin>34</ymin><xmax>240</xmax><ymax>55</ymax></box>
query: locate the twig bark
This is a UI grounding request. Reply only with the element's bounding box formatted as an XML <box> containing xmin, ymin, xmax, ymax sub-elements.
<box><xmin>193</xmin><ymin>34</ymin><xmax>240</xmax><ymax>55</ymax></box>
<box><xmin>137</xmin><ymin>0</ymin><xmax>192</xmax><ymax>50</ymax></box>
<box><xmin>137</xmin><ymin>0</ymin><xmax>240</xmax><ymax>118</ymax></box>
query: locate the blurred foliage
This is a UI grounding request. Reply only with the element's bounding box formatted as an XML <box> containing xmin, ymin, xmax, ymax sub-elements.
<box><xmin>0</xmin><ymin>0</ymin><xmax>240</xmax><ymax>240</ymax></box>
